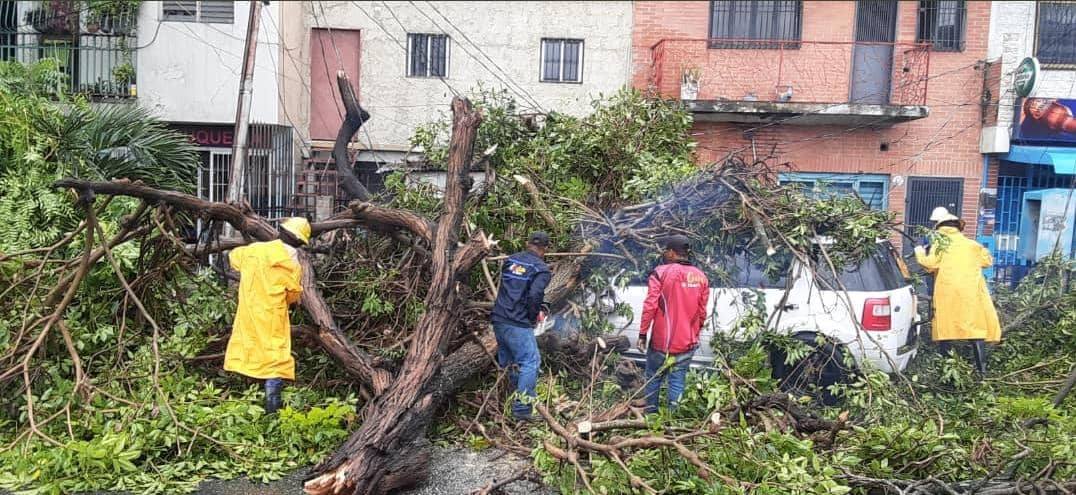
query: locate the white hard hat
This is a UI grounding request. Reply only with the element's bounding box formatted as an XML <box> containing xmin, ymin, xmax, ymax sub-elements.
<box><xmin>929</xmin><ymin>206</ymin><xmax>959</xmax><ymax>224</ymax></box>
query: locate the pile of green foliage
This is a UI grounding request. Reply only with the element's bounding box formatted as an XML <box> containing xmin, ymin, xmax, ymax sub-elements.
<box><xmin>0</xmin><ymin>61</ymin><xmax>358</xmax><ymax>495</ymax></box>
<box><xmin>4</xmin><ymin>59</ymin><xmax>1064</xmax><ymax>495</ymax></box>
<box><xmin>436</xmin><ymin>258</ymin><xmax>1076</xmax><ymax>494</ymax></box>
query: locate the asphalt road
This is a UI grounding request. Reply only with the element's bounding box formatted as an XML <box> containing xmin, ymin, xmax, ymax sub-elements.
<box><xmin>1</xmin><ymin>447</ymin><xmax>554</xmax><ymax>495</ymax></box>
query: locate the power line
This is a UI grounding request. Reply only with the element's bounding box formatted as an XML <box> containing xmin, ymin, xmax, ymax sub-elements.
<box><xmin>312</xmin><ymin>1</ymin><xmax>406</xmax><ymax>168</ymax></box>
<box><xmin>345</xmin><ymin>0</ymin><xmax>462</xmax><ymax>98</ymax></box>
<box><xmin>413</xmin><ymin>0</ymin><xmax>546</xmax><ymax>113</ymax></box>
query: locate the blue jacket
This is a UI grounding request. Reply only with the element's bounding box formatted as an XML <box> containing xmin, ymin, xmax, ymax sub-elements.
<box><xmin>491</xmin><ymin>250</ymin><xmax>551</xmax><ymax>328</ymax></box>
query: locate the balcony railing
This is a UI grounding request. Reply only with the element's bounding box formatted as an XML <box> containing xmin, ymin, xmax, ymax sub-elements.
<box><xmin>649</xmin><ymin>39</ymin><xmax>931</xmax><ymax>107</ymax></box>
<box><xmin>1</xmin><ymin>3</ymin><xmax>137</xmax><ymax>100</ymax></box>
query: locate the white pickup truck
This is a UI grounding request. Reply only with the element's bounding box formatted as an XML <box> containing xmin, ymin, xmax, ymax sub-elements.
<box><xmin>597</xmin><ymin>240</ymin><xmax>922</xmax><ymax>399</ymax></box>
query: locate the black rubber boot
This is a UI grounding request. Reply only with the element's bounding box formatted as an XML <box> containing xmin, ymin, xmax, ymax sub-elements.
<box><xmin>971</xmin><ymin>340</ymin><xmax>988</xmax><ymax>378</ymax></box>
<box><xmin>265</xmin><ymin>378</ymin><xmax>284</xmax><ymax>414</ymax></box>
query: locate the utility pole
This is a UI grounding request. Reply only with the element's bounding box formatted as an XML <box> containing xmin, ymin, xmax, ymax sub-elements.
<box><xmin>225</xmin><ymin>1</ymin><xmax>267</xmax><ymax>236</ymax></box>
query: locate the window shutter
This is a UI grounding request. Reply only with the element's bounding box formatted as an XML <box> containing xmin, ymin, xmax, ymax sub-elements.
<box><xmin>199</xmin><ymin>1</ymin><xmax>235</xmax><ymax>23</ymax></box>
<box><xmin>162</xmin><ymin>0</ymin><xmax>197</xmax><ymax>21</ymax></box>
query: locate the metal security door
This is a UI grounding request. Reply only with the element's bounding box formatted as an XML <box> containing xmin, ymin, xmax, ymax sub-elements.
<box><xmin>850</xmin><ymin>1</ymin><xmax>898</xmax><ymax>104</ymax></box>
<box><xmin>195</xmin><ymin>150</ymin><xmax>232</xmax><ymax>236</ymax></box>
<box><xmin>903</xmin><ymin>176</ymin><xmax>963</xmax><ymax>254</ymax></box>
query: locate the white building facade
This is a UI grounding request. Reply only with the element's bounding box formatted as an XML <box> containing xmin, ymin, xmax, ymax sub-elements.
<box><xmin>0</xmin><ymin>0</ymin><xmax>299</xmax><ymax>219</ymax></box>
<box><xmin>278</xmin><ymin>1</ymin><xmax>635</xmax><ymax>198</ymax></box>
<box><xmin>136</xmin><ymin>1</ymin><xmax>302</xmax><ymax>220</ymax></box>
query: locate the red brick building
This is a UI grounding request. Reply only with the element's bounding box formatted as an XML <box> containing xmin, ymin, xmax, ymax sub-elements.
<box><xmin>632</xmin><ymin>1</ymin><xmax>991</xmax><ymax>249</ymax></box>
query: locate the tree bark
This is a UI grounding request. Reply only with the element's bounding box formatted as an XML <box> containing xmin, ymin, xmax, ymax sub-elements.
<box><xmin>304</xmin><ymin>97</ymin><xmax>486</xmax><ymax>495</ymax></box>
<box><xmin>332</xmin><ymin>71</ymin><xmax>372</xmax><ymax>202</ymax></box>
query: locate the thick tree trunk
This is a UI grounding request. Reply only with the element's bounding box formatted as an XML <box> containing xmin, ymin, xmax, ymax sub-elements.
<box><xmin>304</xmin><ymin>97</ymin><xmax>486</xmax><ymax>495</ymax></box>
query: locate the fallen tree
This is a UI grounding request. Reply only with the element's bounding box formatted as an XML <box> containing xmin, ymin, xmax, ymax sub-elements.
<box><xmin>2</xmin><ymin>65</ymin><xmax>1074</xmax><ymax>494</ymax></box>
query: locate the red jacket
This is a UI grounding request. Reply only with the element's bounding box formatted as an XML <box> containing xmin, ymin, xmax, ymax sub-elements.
<box><xmin>639</xmin><ymin>261</ymin><xmax>710</xmax><ymax>354</ymax></box>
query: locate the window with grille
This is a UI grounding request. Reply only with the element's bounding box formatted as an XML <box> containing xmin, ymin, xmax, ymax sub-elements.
<box><xmin>708</xmin><ymin>0</ymin><xmax>802</xmax><ymax>49</ymax></box>
<box><xmin>1036</xmin><ymin>2</ymin><xmax>1076</xmax><ymax>67</ymax></box>
<box><xmin>540</xmin><ymin>39</ymin><xmax>583</xmax><ymax>83</ymax></box>
<box><xmin>407</xmin><ymin>33</ymin><xmax>448</xmax><ymax>78</ymax></box>
<box><xmin>163</xmin><ymin>1</ymin><xmax>234</xmax><ymax>24</ymax></box>
<box><xmin>0</xmin><ymin>1</ymin><xmax>15</xmax><ymax>61</ymax></box>
<box><xmin>779</xmin><ymin>173</ymin><xmax>890</xmax><ymax>210</ymax></box>
<box><xmin>916</xmin><ymin>1</ymin><xmax>966</xmax><ymax>51</ymax></box>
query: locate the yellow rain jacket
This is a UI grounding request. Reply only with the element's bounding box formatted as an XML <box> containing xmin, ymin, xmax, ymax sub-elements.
<box><xmin>224</xmin><ymin>240</ymin><xmax>303</xmax><ymax>380</ymax></box>
<box><xmin>915</xmin><ymin>227</ymin><xmax>1001</xmax><ymax>343</ymax></box>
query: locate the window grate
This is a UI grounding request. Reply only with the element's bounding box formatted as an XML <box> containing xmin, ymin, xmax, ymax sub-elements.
<box><xmin>163</xmin><ymin>0</ymin><xmax>233</xmax><ymax>24</ymax></box>
<box><xmin>1036</xmin><ymin>2</ymin><xmax>1076</xmax><ymax>67</ymax></box>
<box><xmin>916</xmin><ymin>1</ymin><xmax>966</xmax><ymax>52</ymax></box>
<box><xmin>199</xmin><ymin>1</ymin><xmax>234</xmax><ymax>24</ymax></box>
<box><xmin>779</xmin><ymin>173</ymin><xmax>890</xmax><ymax>211</ymax></box>
<box><xmin>407</xmin><ymin>33</ymin><xmax>448</xmax><ymax>78</ymax></box>
<box><xmin>708</xmin><ymin>0</ymin><xmax>803</xmax><ymax>49</ymax></box>
<box><xmin>540</xmin><ymin>38</ymin><xmax>583</xmax><ymax>83</ymax></box>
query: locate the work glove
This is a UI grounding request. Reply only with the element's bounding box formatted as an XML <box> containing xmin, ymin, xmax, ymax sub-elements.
<box><xmin>636</xmin><ymin>335</ymin><xmax>647</xmax><ymax>353</ymax></box>
<box><xmin>914</xmin><ymin>245</ymin><xmax>926</xmax><ymax>257</ymax></box>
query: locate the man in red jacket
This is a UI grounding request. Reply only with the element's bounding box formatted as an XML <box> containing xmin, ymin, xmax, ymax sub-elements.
<box><xmin>637</xmin><ymin>235</ymin><xmax>710</xmax><ymax>414</ymax></box>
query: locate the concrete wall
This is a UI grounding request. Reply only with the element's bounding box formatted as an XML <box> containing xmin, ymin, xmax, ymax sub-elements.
<box><xmin>136</xmin><ymin>0</ymin><xmax>283</xmax><ymax>125</ymax></box>
<box><xmin>986</xmin><ymin>1</ymin><xmax>1076</xmax><ymax>132</ymax></box>
<box><xmin>633</xmin><ymin>1</ymin><xmax>992</xmax><ymax>237</ymax></box>
<box><xmin>282</xmin><ymin>1</ymin><xmax>634</xmax><ymax>152</ymax></box>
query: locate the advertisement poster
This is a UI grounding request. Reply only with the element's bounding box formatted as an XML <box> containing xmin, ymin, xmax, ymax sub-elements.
<box><xmin>1013</xmin><ymin>98</ymin><xmax>1076</xmax><ymax>144</ymax></box>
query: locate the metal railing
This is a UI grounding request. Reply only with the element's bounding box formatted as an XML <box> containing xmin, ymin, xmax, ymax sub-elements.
<box><xmin>1</xmin><ymin>2</ymin><xmax>137</xmax><ymax>99</ymax></box>
<box><xmin>649</xmin><ymin>38</ymin><xmax>931</xmax><ymax>106</ymax></box>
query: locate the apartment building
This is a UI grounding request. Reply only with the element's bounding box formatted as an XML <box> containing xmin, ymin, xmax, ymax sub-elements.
<box><xmin>1</xmin><ymin>0</ymin><xmax>299</xmax><ymax>219</ymax></box>
<box><xmin>633</xmin><ymin>0</ymin><xmax>991</xmax><ymax>252</ymax></box>
<box><xmin>277</xmin><ymin>1</ymin><xmax>634</xmax><ymax>201</ymax></box>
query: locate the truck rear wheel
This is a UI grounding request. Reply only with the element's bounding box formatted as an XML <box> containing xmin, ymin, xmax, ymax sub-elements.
<box><xmin>769</xmin><ymin>334</ymin><xmax>851</xmax><ymax>406</ymax></box>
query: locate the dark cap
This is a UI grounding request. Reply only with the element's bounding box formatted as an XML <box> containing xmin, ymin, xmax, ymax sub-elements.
<box><xmin>663</xmin><ymin>234</ymin><xmax>691</xmax><ymax>254</ymax></box>
<box><xmin>527</xmin><ymin>231</ymin><xmax>550</xmax><ymax>247</ymax></box>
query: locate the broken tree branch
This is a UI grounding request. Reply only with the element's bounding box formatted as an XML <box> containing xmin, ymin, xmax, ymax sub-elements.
<box><xmin>332</xmin><ymin>71</ymin><xmax>373</xmax><ymax>202</ymax></box>
<box><xmin>52</xmin><ymin>178</ymin><xmax>390</xmax><ymax>395</ymax></box>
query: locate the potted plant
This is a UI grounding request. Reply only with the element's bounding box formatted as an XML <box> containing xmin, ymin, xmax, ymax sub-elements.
<box><xmin>112</xmin><ymin>62</ymin><xmax>134</xmax><ymax>85</ymax></box>
<box><xmin>24</xmin><ymin>1</ymin><xmax>78</xmax><ymax>35</ymax></box>
<box><xmin>89</xmin><ymin>0</ymin><xmax>140</xmax><ymax>35</ymax></box>
<box><xmin>85</xmin><ymin>12</ymin><xmax>101</xmax><ymax>33</ymax></box>
<box><xmin>681</xmin><ymin>66</ymin><xmax>701</xmax><ymax>100</ymax></box>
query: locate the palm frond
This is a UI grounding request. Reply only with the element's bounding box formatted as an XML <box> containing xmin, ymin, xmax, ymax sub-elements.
<box><xmin>65</xmin><ymin>104</ymin><xmax>200</xmax><ymax>193</ymax></box>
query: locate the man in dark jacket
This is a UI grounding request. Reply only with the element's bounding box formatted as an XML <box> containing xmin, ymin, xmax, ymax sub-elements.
<box><xmin>638</xmin><ymin>235</ymin><xmax>710</xmax><ymax>414</ymax></box>
<box><xmin>491</xmin><ymin>231</ymin><xmax>552</xmax><ymax>421</ymax></box>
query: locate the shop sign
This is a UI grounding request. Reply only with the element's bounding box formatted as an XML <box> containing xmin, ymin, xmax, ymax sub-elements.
<box><xmin>1013</xmin><ymin>57</ymin><xmax>1039</xmax><ymax>98</ymax></box>
<box><xmin>170</xmin><ymin>124</ymin><xmax>271</xmax><ymax>149</ymax></box>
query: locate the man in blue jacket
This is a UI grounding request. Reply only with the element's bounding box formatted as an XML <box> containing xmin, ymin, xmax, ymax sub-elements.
<box><xmin>491</xmin><ymin>231</ymin><xmax>552</xmax><ymax>421</ymax></box>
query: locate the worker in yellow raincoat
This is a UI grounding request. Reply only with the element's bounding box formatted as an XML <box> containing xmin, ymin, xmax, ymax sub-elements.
<box><xmin>914</xmin><ymin>208</ymin><xmax>1001</xmax><ymax>377</ymax></box>
<box><xmin>224</xmin><ymin>217</ymin><xmax>310</xmax><ymax>413</ymax></box>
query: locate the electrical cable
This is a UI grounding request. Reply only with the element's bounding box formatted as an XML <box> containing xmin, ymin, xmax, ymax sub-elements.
<box><xmin>414</xmin><ymin>0</ymin><xmax>546</xmax><ymax>113</ymax></box>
